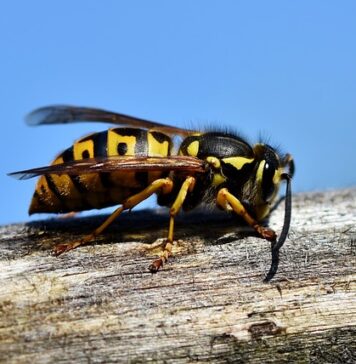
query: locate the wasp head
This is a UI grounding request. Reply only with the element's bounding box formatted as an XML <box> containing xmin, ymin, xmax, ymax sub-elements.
<box><xmin>239</xmin><ymin>143</ymin><xmax>293</xmax><ymax>221</ymax></box>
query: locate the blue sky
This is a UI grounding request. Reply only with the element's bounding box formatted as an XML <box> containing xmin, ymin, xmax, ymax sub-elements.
<box><xmin>1</xmin><ymin>1</ymin><xmax>355</xmax><ymax>224</ymax></box>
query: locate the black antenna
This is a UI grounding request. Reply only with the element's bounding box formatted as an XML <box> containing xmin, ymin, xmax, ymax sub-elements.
<box><xmin>264</xmin><ymin>173</ymin><xmax>292</xmax><ymax>282</ymax></box>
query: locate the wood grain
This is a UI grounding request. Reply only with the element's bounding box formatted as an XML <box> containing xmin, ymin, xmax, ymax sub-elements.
<box><xmin>0</xmin><ymin>188</ymin><xmax>355</xmax><ymax>363</ymax></box>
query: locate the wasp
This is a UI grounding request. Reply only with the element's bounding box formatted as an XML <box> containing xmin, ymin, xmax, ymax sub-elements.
<box><xmin>9</xmin><ymin>106</ymin><xmax>294</xmax><ymax>281</ymax></box>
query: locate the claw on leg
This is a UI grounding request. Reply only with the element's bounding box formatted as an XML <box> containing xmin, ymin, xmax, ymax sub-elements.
<box><xmin>53</xmin><ymin>241</ymin><xmax>83</xmax><ymax>255</ymax></box>
<box><xmin>52</xmin><ymin>234</ymin><xmax>95</xmax><ymax>256</ymax></box>
<box><xmin>217</xmin><ymin>188</ymin><xmax>277</xmax><ymax>241</ymax></box>
<box><xmin>149</xmin><ymin>240</ymin><xmax>174</xmax><ymax>273</ymax></box>
<box><xmin>149</xmin><ymin>176</ymin><xmax>196</xmax><ymax>273</ymax></box>
<box><xmin>254</xmin><ymin>225</ymin><xmax>277</xmax><ymax>241</ymax></box>
<box><xmin>149</xmin><ymin>258</ymin><xmax>164</xmax><ymax>273</ymax></box>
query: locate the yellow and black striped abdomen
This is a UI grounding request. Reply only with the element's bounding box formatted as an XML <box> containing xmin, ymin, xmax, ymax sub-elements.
<box><xmin>29</xmin><ymin>128</ymin><xmax>172</xmax><ymax>214</ymax></box>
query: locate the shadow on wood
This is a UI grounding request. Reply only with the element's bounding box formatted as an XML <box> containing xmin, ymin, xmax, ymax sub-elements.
<box><xmin>0</xmin><ymin>188</ymin><xmax>355</xmax><ymax>363</ymax></box>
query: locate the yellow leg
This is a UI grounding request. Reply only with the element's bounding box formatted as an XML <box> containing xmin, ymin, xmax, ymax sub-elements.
<box><xmin>53</xmin><ymin>177</ymin><xmax>174</xmax><ymax>255</ymax></box>
<box><xmin>216</xmin><ymin>188</ymin><xmax>276</xmax><ymax>241</ymax></box>
<box><xmin>149</xmin><ymin>176</ymin><xmax>196</xmax><ymax>272</ymax></box>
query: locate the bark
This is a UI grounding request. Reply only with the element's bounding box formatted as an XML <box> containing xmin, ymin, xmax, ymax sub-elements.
<box><xmin>0</xmin><ymin>188</ymin><xmax>355</xmax><ymax>363</ymax></box>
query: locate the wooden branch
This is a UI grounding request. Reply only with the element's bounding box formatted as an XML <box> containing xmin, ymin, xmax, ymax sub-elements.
<box><xmin>0</xmin><ymin>188</ymin><xmax>355</xmax><ymax>363</ymax></box>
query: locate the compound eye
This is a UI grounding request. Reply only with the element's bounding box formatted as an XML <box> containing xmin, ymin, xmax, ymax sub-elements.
<box><xmin>262</xmin><ymin>162</ymin><xmax>276</xmax><ymax>202</ymax></box>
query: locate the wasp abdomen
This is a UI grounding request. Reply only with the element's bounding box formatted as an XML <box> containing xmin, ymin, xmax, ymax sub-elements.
<box><xmin>29</xmin><ymin>128</ymin><xmax>172</xmax><ymax>214</ymax></box>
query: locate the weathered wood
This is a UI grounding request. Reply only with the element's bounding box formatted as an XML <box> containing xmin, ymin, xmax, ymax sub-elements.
<box><xmin>0</xmin><ymin>188</ymin><xmax>355</xmax><ymax>363</ymax></box>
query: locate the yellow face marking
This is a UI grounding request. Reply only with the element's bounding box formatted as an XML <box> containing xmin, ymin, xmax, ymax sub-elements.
<box><xmin>222</xmin><ymin>156</ymin><xmax>255</xmax><ymax>170</ymax></box>
<box><xmin>148</xmin><ymin>132</ymin><xmax>169</xmax><ymax>157</ymax></box>
<box><xmin>273</xmin><ymin>167</ymin><xmax>283</xmax><ymax>184</ymax></box>
<box><xmin>212</xmin><ymin>173</ymin><xmax>226</xmax><ymax>186</ymax></box>
<box><xmin>256</xmin><ymin>160</ymin><xmax>265</xmax><ymax>185</ymax></box>
<box><xmin>73</xmin><ymin>139</ymin><xmax>94</xmax><ymax>160</ymax></box>
<box><xmin>107</xmin><ymin>129</ymin><xmax>136</xmax><ymax>156</ymax></box>
<box><xmin>187</xmin><ymin>140</ymin><xmax>199</xmax><ymax>157</ymax></box>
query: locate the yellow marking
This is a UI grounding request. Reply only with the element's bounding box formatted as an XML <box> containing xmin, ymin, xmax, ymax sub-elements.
<box><xmin>107</xmin><ymin>129</ymin><xmax>135</xmax><ymax>156</ymax></box>
<box><xmin>217</xmin><ymin>190</ymin><xmax>276</xmax><ymax>239</ymax></box>
<box><xmin>168</xmin><ymin>176</ymin><xmax>196</xmax><ymax>242</ymax></box>
<box><xmin>30</xmin><ymin>175</ymin><xmax>62</xmax><ymax>213</ymax></box>
<box><xmin>212</xmin><ymin>173</ymin><xmax>226</xmax><ymax>186</ymax></box>
<box><xmin>31</xmin><ymin>154</ymin><xmax>80</xmax><ymax>213</ymax></box>
<box><xmin>217</xmin><ymin>188</ymin><xmax>257</xmax><ymax>226</ymax></box>
<box><xmin>49</xmin><ymin>155</ymin><xmax>83</xmax><ymax>210</ymax></box>
<box><xmin>222</xmin><ymin>156</ymin><xmax>254</xmax><ymax>170</ymax></box>
<box><xmin>73</xmin><ymin>138</ymin><xmax>107</xmax><ymax>205</ymax></box>
<box><xmin>206</xmin><ymin>157</ymin><xmax>225</xmax><ymax>186</ymax></box>
<box><xmin>168</xmin><ymin>217</ymin><xmax>175</xmax><ymax>244</ymax></box>
<box><xmin>73</xmin><ymin>139</ymin><xmax>94</xmax><ymax>160</ymax></box>
<box><xmin>148</xmin><ymin>132</ymin><xmax>170</xmax><ymax>157</ymax></box>
<box><xmin>187</xmin><ymin>140</ymin><xmax>199</xmax><ymax>157</ymax></box>
<box><xmin>273</xmin><ymin>167</ymin><xmax>283</xmax><ymax>184</ymax></box>
<box><xmin>206</xmin><ymin>156</ymin><xmax>221</xmax><ymax>169</ymax></box>
<box><xmin>107</xmin><ymin>129</ymin><xmax>138</xmax><ymax>188</ymax></box>
<box><xmin>147</xmin><ymin>170</ymin><xmax>165</xmax><ymax>185</ymax></box>
<box><xmin>256</xmin><ymin>160</ymin><xmax>266</xmax><ymax>185</ymax></box>
<box><xmin>255</xmin><ymin>163</ymin><xmax>282</xmax><ymax>218</ymax></box>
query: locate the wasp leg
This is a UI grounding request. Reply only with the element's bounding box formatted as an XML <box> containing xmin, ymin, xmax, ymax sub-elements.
<box><xmin>53</xmin><ymin>177</ymin><xmax>174</xmax><ymax>255</ymax></box>
<box><xmin>216</xmin><ymin>188</ymin><xmax>277</xmax><ymax>241</ymax></box>
<box><xmin>144</xmin><ymin>239</ymin><xmax>168</xmax><ymax>251</ymax></box>
<box><xmin>149</xmin><ymin>176</ymin><xmax>196</xmax><ymax>273</ymax></box>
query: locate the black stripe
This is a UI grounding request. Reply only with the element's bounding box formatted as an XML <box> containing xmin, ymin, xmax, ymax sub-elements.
<box><xmin>60</xmin><ymin>146</ymin><xmax>87</xmax><ymax>192</ymax></box>
<box><xmin>92</xmin><ymin>131</ymin><xmax>108</xmax><ymax>157</ymax></box>
<box><xmin>151</xmin><ymin>131</ymin><xmax>171</xmax><ymax>144</ymax></box>
<box><xmin>90</xmin><ymin>131</ymin><xmax>112</xmax><ymax>187</ymax></box>
<box><xmin>78</xmin><ymin>135</ymin><xmax>92</xmax><ymax>142</ymax></box>
<box><xmin>71</xmin><ymin>175</ymin><xmax>89</xmax><ymax>194</ymax></box>
<box><xmin>60</xmin><ymin>146</ymin><xmax>90</xmax><ymax>200</ymax></box>
<box><xmin>61</xmin><ymin>146</ymin><xmax>74</xmax><ymax>162</ymax></box>
<box><xmin>179</xmin><ymin>136</ymin><xmax>199</xmax><ymax>156</ymax></box>
<box><xmin>45</xmin><ymin>175</ymin><xmax>67</xmax><ymax>208</ymax></box>
<box><xmin>111</xmin><ymin>127</ymin><xmax>145</xmax><ymax>138</ymax></box>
